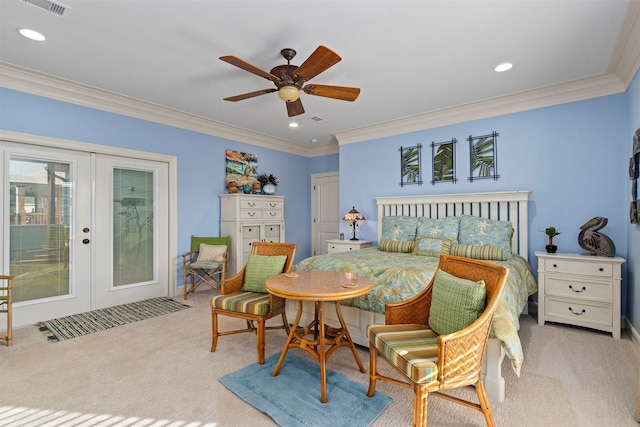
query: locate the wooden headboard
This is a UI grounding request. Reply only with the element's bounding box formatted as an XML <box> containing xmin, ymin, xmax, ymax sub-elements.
<box><xmin>376</xmin><ymin>191</ymin><xmax>531</xmax><ymax>260</ymax></box>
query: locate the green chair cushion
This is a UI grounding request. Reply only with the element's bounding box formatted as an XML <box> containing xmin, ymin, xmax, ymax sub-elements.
<box><xmin>210</xmin><ymin>291</ymin><xmax>270</xmax><ymax>316</ymax></box>
<box><xmin>367</xmin><ymin>323</ymin><xmax>439</xmax><ymax>384</ymax></box>
<box><xmin>428</xmin><ymin>269</ymin><xmax>486</xmax><ymax>336</ymax></box>
<box><xmin>242</xmin><ymin>254</ymin><xmax>287</xmax><ymax>293</ymax></box>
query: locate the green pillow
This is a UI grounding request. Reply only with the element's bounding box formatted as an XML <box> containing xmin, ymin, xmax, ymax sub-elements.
<box><xmin>242</xmin><ymin>254</ymin><xmax>287</xmax><ymax>293</ymax></box>
<box><xmin>378</xmin><ymin>239</ymin><xmax>416</xmax><ymax>253</ymax></box>
<box><xmin>428</xmin><ymin>269</ymin><xmax>486</xmax><ymax>335</ymax></box>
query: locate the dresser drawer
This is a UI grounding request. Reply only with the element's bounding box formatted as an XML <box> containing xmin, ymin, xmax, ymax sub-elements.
<box><xmin>263</xmin><ymin>200</ymin><xmax>283</xmax><ymax>211</ymax></box>
<box><xmin>543</xmin><ymin>258</ymin><xmax>612</xmax><ymax>277</ymax></box>
<box><xmin>240</xmin><ymin>200</ymin><xmax>263</xmax><ymax>209</ymax></box>
<box><xmin>545</xmin><ymin>298</ymin><xmax>612</xmax><ymax>328</ymax></box>
<box><xmin>263</xmin><ymin>210</ymin><xmax>283</xmax><ymax>219</ymax></box>
<box><xmin>240</xmin><ymin>210</ymin><xmax>262</xmax><ymax>219</ymax></box>
<box><xmin>546</xmin><ymin>276</ymin><xmax>613</xmax><ymax>303</ymax></box>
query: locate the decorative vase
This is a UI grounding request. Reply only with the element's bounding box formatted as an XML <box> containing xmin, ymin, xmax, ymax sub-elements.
<box><xmin>242</xmin><ymin>183</ymin><xmax>252</xmax><ymax>193</ymax></box>
<box><xmin>545</xmin><ymin>244</ymin><xmax>557</xmax><ymax>253</ymax></box>
<box><xmin>263</xmin><ymin>184</ymin><xmax>276</xmax><ymax>195</ymax></box>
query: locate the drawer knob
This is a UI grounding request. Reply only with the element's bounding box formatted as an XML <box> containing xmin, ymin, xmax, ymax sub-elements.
<box><xmin>599</xmin><ymin>267</ymin><xmax>604</xmax><ymax>272</ymax></box>
<box><xmin>569</xmin><ymin>285</ymin><xmax>586</xmax><ymax>293</ymax></box>
<box><xmin>552</xmin><ymin>264</ymin><xmax>557</xmax><ymax>268</ymax></box>
<box><xmin>568</xmin><ymin>307</ymin><xmax>586</xmax><ymax>316</ymax></box>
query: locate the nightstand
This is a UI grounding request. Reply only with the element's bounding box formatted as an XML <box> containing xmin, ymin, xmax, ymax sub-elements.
<box><xmin>536</xmin><ymin>251</ymin><xmax>625</xmax><ymax>339</ymax></box>
<box><xmin>327</xmin><ymin>239</ymin><xmax>372</xmax><ymax>254</ymax></box>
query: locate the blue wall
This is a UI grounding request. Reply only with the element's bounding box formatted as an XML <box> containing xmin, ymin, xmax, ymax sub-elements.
<box><xmin>0</xmin><ymin>88</ymin><xmax>337</xmax><ymax>283</ymax></box>
<box><xmin>627</xmin><ymin>69</ymin><xmax>640</xmax><ymax>330</ymax></box>
<box><xmin>339</xmin><ymin>93</ymin><xmax>630</xmax><ymax>315</ymax></box>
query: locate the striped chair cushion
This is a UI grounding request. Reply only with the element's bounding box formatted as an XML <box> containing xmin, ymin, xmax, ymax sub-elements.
<box><xmin>367</xmin><ymin>323</ymin><xmax>439</xmax><ymax>384</ymax></box>
<box><xmin>210</xmin><ymin>291</ymin><xmax>270</xmax><ymax>316</ymax></box>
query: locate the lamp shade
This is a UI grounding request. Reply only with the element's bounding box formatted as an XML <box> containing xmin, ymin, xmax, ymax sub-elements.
<box><xmin>277</xmin><ymin>86</ymin><xmax>300</xmax><ymax>102</ymax></box>
<box><xmin>342</xmin><ymin>207</ymin><xmax>365</xmax><ymax>241</ymax></box>
<box><xmin>342</xmin><ymin>207</ymin><xmax>365</xmax><ymax>222</ymax></box>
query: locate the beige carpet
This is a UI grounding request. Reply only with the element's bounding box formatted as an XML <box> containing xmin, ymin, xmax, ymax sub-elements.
<box><xmin>1</xmin><ymin>290</ymin><xmax>638</xmax><ymax>427</ymax></box>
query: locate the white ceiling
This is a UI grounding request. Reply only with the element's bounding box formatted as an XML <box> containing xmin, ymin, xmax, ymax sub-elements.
<box><xmin>1</xmin><ymin>0</ymin><xmax>639</xmax><ymax>150</ymax></box>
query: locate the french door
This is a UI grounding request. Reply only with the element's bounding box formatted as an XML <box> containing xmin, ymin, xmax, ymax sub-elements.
<box><xmin>1</xmin><ymin>141</ymin><xmax>169</xmax><ymax>328</ymax></box>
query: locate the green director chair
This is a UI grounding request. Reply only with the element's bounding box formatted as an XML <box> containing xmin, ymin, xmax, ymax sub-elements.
<box><xmin>182</xmin><ymin>236</ymin><xmax>230</xmax><ymax>300</ymax></box>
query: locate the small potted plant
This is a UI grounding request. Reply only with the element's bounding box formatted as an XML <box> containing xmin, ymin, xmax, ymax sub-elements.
<box><xmin>544</xmin><ymin>226</ymin><xmax>561</xmax><ymax>253</ymax></box>
<box><xmin>256</xmin><ymin>173</ymin><xmax>279</xmax><ymax>195</ymax></box>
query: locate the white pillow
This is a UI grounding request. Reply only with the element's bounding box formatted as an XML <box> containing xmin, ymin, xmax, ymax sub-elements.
<box><xmin>197</xmin><ymin>244</ymin><xmax>227</xmax><ymax>262</ymax></box>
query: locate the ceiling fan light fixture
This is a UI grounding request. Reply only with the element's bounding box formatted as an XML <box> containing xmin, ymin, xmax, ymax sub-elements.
<box><xmin>278</xmin><ymin>85</ymin><xmax>300</xmax><ymax>102</ymax></box>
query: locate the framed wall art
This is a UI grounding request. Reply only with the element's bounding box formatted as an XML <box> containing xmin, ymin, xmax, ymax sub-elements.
<box><xmin>468</xmin><ymin>131</ymin><xmax>499</xmax><ymax>182</ymax></box>
<box><xmin>631</xmin><ymin>127</ymin><xmax>640</xmax><ymax>224</ymax></box>
<box><xmin>226</xmin><ymin>149</ymin><xmax>258</xmax><ymax>193</ymax></box>
<box><xmin>400</xmin><ymin>144</ymin><xmax>423</xmax><ymax>186</ymax></box>
<box><xmin>431</xmin><ymin>138</ymin><xmax>457</xmax><ymax>185</ymax></box>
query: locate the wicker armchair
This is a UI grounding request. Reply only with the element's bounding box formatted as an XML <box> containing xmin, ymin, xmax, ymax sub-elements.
<box><xmin>367</xmin><ymin>255</ymin><xmax>508</xmax><ymax>427</ymax></box>
<box><xmin>210</xmin><ymin>242</ymin><xmax>296</xmax><ymax>364</ymax></box>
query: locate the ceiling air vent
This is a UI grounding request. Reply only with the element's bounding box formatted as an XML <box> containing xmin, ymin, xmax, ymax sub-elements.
<box><xmin>309</xmin><ymin>116</ymin><xmax>326</xmax><ymax>122</ymax></box>
<box><xmin>22</xmin><ymin>0</ymin><xmax>68</xmax><ymax>16</ymax></box>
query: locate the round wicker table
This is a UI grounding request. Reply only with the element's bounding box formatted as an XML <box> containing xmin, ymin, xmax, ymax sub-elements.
<box><xmin>266</xmin><ymin>270</ymin><xmax>372</xmax><ymax>403</ymax></box>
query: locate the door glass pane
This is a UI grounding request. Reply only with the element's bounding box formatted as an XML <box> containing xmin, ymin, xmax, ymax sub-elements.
<box><xmin>9</xmin><ymin>158</ymin><xmax>71</xmax><ymax>302</ymax></box>
<box><xmin>113</xmin><ymin>168</ymin><xmax>154</xmax><ymax>287</ymax></box>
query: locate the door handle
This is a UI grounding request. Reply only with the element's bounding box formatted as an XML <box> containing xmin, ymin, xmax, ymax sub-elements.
<box><xmin>83</xmin><ymin>239</ymin><xmax>90</xmax><ymax>244</ymax></box>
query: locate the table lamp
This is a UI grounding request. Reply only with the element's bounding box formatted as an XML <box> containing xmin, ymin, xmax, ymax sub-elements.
<box><xmin>342</xmin><ymin>206</ymin><xmax>365</xmax><ymax>241</ymax></box>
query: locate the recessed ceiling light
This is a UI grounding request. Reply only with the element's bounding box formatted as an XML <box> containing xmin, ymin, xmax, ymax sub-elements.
<box><xmin>494</xmin><ymin>62</ymin><xmax>513</xmax><ymax>72</ymax></box>
<box><xmin>288</xmin><ymin>122</ymin><xmax>299</xmax><ymax>128</ymax></box>
<box><xmin>18</xmin><ymin>28</ymin><xmax>46</xmax><ymax>41</ymax></box>
<box><xmin>311</xmin><ymin>138</ymin><xmax>318</xmax><ymax>143</ymax></box>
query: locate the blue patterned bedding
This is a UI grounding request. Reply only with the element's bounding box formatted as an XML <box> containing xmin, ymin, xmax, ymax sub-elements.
<box><xmin>292</xmin><ymin>247</ymin><xmax>538</xmax><ymax>376</ymax></box>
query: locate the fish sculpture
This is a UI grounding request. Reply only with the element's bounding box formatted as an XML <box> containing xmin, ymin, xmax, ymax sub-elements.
<box><xmin>578</xmin><ymin>217</ymin><xmax>616</xmax><ymax>257</ymax></box>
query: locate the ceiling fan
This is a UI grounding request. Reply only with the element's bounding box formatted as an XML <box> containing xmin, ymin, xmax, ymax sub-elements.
<box><xmin>219</xmin><ymin>46</ymin><xmax>360</xmax><ymax>117</ymax></box>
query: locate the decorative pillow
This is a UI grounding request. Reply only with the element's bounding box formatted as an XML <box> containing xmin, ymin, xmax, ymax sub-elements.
<box><xmin>428</xmin><ymin>269</ymin><xmax>486</xmax><ymax>336</ymax></box>
<box><xmin>449</xmin><ymin>244</ymin><xmax>506</xmax><ymax>261</ymax></box>
<box><xmin>197</xmin><ymin>244</ymin><xmax>227</xmax><ymax>262</ymax></box>
<box><xmin>380</xmin><ymin>216</ymin><xmax>419</xmax><ymax>242</ymax></box>
<box><xmin>242</xmin><ymin>254</ymin><xmax>287</xmax><ymax>293</ymax></box>
<box><xmin>457</xmin><ymin>215</ymin><xmax>513</xmax><ymax>259</ymax></box>
<box><xmin>378</xmin><ymin>239</ymin><xmax>416</xmax><ymax>253</ymax></box>
<box><xmin>416</xmin><ymin>216</ymin><xmax>460</xmax><ymax>243</ymax></box>
<box><xmin>412</xmin><ymin>236</ymin><xmax>452</xmax><ymax>257</ymax></box>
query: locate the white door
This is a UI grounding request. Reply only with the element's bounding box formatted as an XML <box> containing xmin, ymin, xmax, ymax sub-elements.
<box><xmin>93</xmin><ymin>155</ymin><xmax>169</xmax><ymax>307</ymax></box>
<box><xmin>1</xmin><ymin>142</ymin><xmax>92</xmax><ymax>328</ymax></box>
<box><xmin>1</xmin><ymin>142</ymin><xmax>170</xmax><ymax>328</ymax></box>
<box><xmin>311</xmin><ymin>172</ymin><xmax>340</xmax><ymax>256</ymax></box>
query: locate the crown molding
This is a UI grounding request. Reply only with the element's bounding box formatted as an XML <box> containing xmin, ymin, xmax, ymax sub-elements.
<box><xmin>609</xmin><ymin>0</ymin><xmax>640</xmax><ymax>87</ymax></box>
<box><xmin>0</xmin><ymin>62</ymin><xmax>327</xmax><ymax>157</ymax></box>
<box><xmin>334</xmin><ymin>73</ymin><xmax>627</xmax><ymax>145</ymax></box>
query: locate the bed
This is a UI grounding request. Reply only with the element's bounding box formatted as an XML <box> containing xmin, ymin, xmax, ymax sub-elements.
<box><xmin>289</xmin><ymin>190</ymin><xmax>537</xmax><ymax>402</ymax></box>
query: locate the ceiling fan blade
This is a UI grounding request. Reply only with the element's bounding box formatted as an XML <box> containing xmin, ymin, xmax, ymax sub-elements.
<box><xmin>302</xmin><ymin>84</ymin><xmax>361</xmax><ymax>101</ymax></box>
<box><xmin>223</xmin><ymin>88</ymin><xmax>277</xmax><ymax>102</ymax></box>
<box><xmin>286</xmin><ymin>99</ymin><xmax>305</xmax><ymax>117</ymax></box>
<box><xmin>293</xmin><ymin>46</ymin><xmax>341</xmax><ymax>83</ymax></box>
<box><xmin>219</xmin><ymin>55</ymin><xmax>281</xmax><ymax>83</ymax></box>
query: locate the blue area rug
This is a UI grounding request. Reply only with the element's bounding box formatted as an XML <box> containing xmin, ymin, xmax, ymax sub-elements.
<box><xmin>219</xmin><ymin>351</ymin><xmax>392</xmax><ymax>427</ymax></box>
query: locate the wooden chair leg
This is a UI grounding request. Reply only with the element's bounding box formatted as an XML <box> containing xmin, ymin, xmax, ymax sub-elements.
<box><xmin>476</xmin><ymin>380</ymin><xmax>496</xmax><ymax>427</ymax></box>
<box><xmin>414</xmin><ymin>384</ymin><xmax>428</xmax><ymax>427</ymax></box>
<box><xmin>367</xmin><ymin>346</ymin><xmax>377</xmax><ymax>397</ymax></box>
<box><xmin>257</xmin><ymin>318</ymin><xmax>266</xmax><ymax>365</ymax></box>
<box><xmin>210</xmin><ymin>308</ymin><xmax>219</xmax><ymax>352</ymax></box>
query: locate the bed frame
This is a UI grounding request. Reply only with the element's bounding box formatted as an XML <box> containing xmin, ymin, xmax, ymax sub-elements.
<box><xmin>286</xmin><ymin>190</ymin><xmax>532</xmax><ymax>402</ymax></box>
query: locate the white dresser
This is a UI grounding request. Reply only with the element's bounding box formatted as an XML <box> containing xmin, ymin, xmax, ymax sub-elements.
<box><xmin>535</xmin><ymin>251</ymin><xmax>625</xmax><ymax>339</ymax></box>
<box><xmin>220</xmin><ymin>194</ymin><xmax>285</xmax><ymax>275</ymax></box>
<box><xmin>327</xmin><ymin>239</ymin><xmax>372</xmax><ymax>253</ymax></box>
